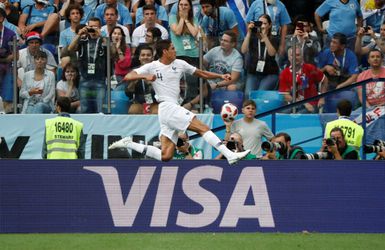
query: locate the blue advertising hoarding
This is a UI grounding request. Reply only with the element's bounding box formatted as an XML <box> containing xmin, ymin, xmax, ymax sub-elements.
<box><xmin>1</xmin><ymin>160</ymin><xmax>384</xmax><ymax>233</ymax></box>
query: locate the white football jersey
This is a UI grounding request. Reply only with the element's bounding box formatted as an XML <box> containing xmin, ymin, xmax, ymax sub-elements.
<box><xmin>135</xmin><ymin>59</ymin><xmax>196</xmax><ymax>104</ymax></box>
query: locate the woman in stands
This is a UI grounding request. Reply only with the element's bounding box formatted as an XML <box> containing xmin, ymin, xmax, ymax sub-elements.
<box><xmin>19</xmin><ymin>51</ymin><xmax>55</xmax><ymax>114</ymax></box>
<box><xmin>241</xmin><ymin>14</ymin><xmax>279</xmax><ymax>98</ymax></box>
<box><xmin>56</xmin><ymin>62</ymin><xmax>81</xmax><ymax>113</ymax></box>
<box><xmin>110</xmin><ymin>26</ymin><xmax>132</xmax><ymax>90</ymax></box>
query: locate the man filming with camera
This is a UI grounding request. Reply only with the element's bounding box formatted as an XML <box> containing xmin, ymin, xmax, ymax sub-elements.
<box><xmin>321</xmin><ymin>127</ymin><xmax>359</xmax><ymax>160</ymax></box>
<box><xmin>262</xmin><ymin>132</ymin><xmax>305</xmax><ymax>160</ymax></box>
<box><xmin>173</xmin><ymin>132</ymin><xmax>203</xmax><ymax>160</ymax></box>
<box><xmin>215</xmin><ymin>132</ymin><xmax>257</xmax><ymax>160</ymax></box>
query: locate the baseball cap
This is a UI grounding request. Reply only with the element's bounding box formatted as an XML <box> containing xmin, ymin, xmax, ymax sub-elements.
<box><xmin>25</xmin><ymin>31</ymin><xmax>43</xmax><ymax>44</ymax></box>
<box><xmin>0</xmin><ymin>3</ymin><xmax>6</xmax><ymax>18</ymax></box>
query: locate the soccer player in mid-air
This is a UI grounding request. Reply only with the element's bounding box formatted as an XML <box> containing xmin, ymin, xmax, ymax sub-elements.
<box><xmin>109</xmin><ymin>39</ymin><xmax>250</xmax><ymax>164</ymax></box>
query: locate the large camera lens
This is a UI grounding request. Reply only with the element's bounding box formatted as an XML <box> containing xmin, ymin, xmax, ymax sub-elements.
<box><xmin>325</xmin><ymin>138</ymin><xmax>335</xmax><ymax>146</ymax></box>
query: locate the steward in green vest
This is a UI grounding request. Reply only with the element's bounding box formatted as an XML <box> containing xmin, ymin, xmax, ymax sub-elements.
<box><xmin>42</xmin><ymin>96</ymin><xmax>85</xmax><ymax>159</ymax></box>
<box><xmin>324</xmin><ymin>99</ymin><xmax>363</xmax><ymax>150</ymax></box>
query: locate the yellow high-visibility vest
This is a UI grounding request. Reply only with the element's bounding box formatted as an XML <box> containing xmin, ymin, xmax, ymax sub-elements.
<box><xmin>45</xmin><ymin>116</ymin><xmax>83</xmax><ymax>159</ymax></box>
<box><xmin>324</xmin><ymin>118</ymin><xmax>364</xmax><ymax>149</ymax></box>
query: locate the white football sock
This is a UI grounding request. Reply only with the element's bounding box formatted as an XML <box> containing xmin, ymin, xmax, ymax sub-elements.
<box><xmin>202</xmin><ymin>131</ymin><xmax>234</xmax><ymax>159</ymax></box>
<box><xmin>127</xmin><ymin>142</ymin><xmax>162</xmax><ymax>161</ymax></box>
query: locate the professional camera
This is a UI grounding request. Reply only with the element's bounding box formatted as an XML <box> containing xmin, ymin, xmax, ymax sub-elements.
<box><xmin>364</xmin><ymin>26</ymin><xmax>371</xmax><ymax>33</ymax></box>
<box><xmin>87</xmin><ymin>27</ymin><xmax>96</xmax><ymax>33</ymax></box>
<box><xmin>363</xmin><ymin>139</ymin><xmax>385</xmax><ymax>153</ymax></box>
<box><xmin>177</xmin><ymin>138</ymin><xmax>185</xmax><ymax>147</ymax></box>
<box><xmin>300</xmin><ymin>152</ymin><xmax>332</xmax><ymax>160</ymax></box>
<box><xmin>251</xmin><ymin>21</ymin><xmax>263</xmax><ymax>33</ymax></box>
<box><xmin>325</xmin><ymin>138</ymin><xmax>336</xmax><ymax>146</ymax></box>
<box><xmin>296</xmin><ymin>22</ymin><xmax>304</xmax><ymax>32</ymax></box>
<box><xmin>226</xmin><ymin>141</ymin><xmax>237</xmax><ymax>151</ymax></box>
<box><xmin>261</xmin><ymin>141</ymin><xmax>287</xmax><ymax>154</ymax></box>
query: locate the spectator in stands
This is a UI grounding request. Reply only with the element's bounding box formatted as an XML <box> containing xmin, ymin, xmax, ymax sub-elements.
<box><xmin>0</xmin><ymin>2</ymin><xmax>20</xmax><ymax>40</ymax></box>
<box><xmin>169</xmin><ymin>0</ymin><xmax>200</xmax><ymax>109</ymax></box>
<box><xmin>56</xmin><ymin>62</ymin><xmax>81</xmax><ymax>113</ymax></box>
<box><xmin>286</xmin><ymin>15</ymin><xmax>321</xmax><ymax>65</ymax></box>
<box><xmin>241</xmin><ymin>14</ymin><xmax>279</xmax><ymax>97</ymax></box>
<box><xmin>226</xmin><ymin>99</ymin><xmax>274</xmax><ymax>158</ymax></box>
<box><xmin>17</xmin><ymin>31</ymin><xmax>57</xmax><ymax>86</ymax></box>
<box><xmin>315</xmin><ymin>0</ymin><xmax>363</xmax><ymax>50</ymax></box>
<box><xmin>214</xmin><ymin>132</ymin><xmax>257</xmax><ymax>160</ymax></box>
<box><xmin>110</xmin><ymin>26</ymin><xmax>132</xmax><ymax>90</ymax></box>
<box><xmin>246</xmin><ymin>0</ymin><xmax>291</xmax><ymax>56</ymax></box>
<box><xmin>0</xmin><ymin>4</ymin><xmax>16</xmax><ymax>113</ymax></box>
<box><xmin>59</xmin><ymin>3</ymin><xmax>83</xmax><ymax>68</ymax></box>
<box><xmin>18</xmin><ymin>0</ymin><xmax>60</xmax><ymax>39</ymax></box>
<box><xmin>173</xmin><ymin>132</ymin><xmax>203</xmax><ymax>159</ymax></box>
<box><xmin>131</xmin><ymin>26</ymin><xmax>161</xmax><ymax>68</ymax></box>
<box><xmin>94</xmin><ymin>0</ymin><xmax>133</xmax><ymax>32</ymax></box>
<box><xmin>125</xmin><ymin>45</ymin><xmax>158</xmax><ymax>114</ymax></box>
<box><xmin>19</xmin><ymin>50</ymin><xmax>55</xmax><ymax>114</ymax></box>
<box><xmin>356</xmin><ymin>49</ymin><xmax>385</xmax><ymax>109</ymax></box>
<box><xmin>262</xmin><ymin>132</ymin><xmax>305</xmax><ymax>159</ymax></box>
<box><xmin>101</xmin><ymin>6</ymin><xmax>131</xmax><ymax>45</ymax></box>
<box><xmin>199</xmin><ymin>0</ymin><xmax>240</xmax><ymax>50</ymax></box>
<box><xmin>321</xmin><ymin>127</ymin><xmax>359</xmax><ymax>160</ymax></box>
<box><xmin>324</xmin><ymin>99</ymin><xmax>364</xmax><ymax>150</ymax></box>
<box><xmin>131</xmin><ymin>4</ymin><xmax>168</xmax><ymax>54</ymax></box>
<box><xmin>317</xmin><ymin>33</ymin><xmax>359</xmax><ymax>90</ymax></box>
<box><xmin>59</xmin><ymin>0</ymin><xmax>93</xmax><ymax>26</ymax></box>
<box><xmin>361</xmin><ymin>0</ymin><xmax>385</xmax><ymax>34</ymax></box>
<box><xmin>355</xmin><ymin>23</ymin><xmax>385</xmax><ymax>61</ymax></box>
<box><xmin>68</xmin><ymin>17</ymin><xmax>108</xmax><ymax>113</ymax></box>
<box><xmin>0</xmin><ymin>0</ymin><xmax>19</xmax><ymax>26</ymax></box>
<box><xmin>279</xmin><ymin>47</ymin><xmax>327</xmax><ymax>113</ymax></box>
<box><xmin>203</xmin><ymin>31</ymin><xmax>243</xmax><ymax>91</ymax></box>
<box><xmin>135</xmin><ymin>0</ymin><xmax>168</xmax><ymax>27</ymax></box>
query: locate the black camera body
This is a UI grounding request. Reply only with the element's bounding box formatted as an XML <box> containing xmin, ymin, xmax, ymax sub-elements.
<box><xmin>177</xmin><ymin>138</ymin><xmax>185</xmax><ymax>147</ymax></box>
<box><xmin>262</xmin><ymin>141</ymin><xmax>287</xmax><ymax>154</ymax></box>
<box><xmin>364</xmin><ymin>26</ymin><xmax>370</xmax><ymax>33</ymax></box>
<box><xmin>325</xmin><ymin>138</ymin><xmax>336</xmax><ymax>146</ymax></box>
<box><xmin>226</xmin><ymin>141</ymin><xmax>237</xmax><ymax>151</ymax></box>
<box><xmin>251</xmin><ymin>21</ymin><xmax>263</xmax><ymax>33</ymax></box>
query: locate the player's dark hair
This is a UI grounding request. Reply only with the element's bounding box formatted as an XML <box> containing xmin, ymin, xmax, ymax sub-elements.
<box><xmin>156</xmin><ymin>39</ymin><xmax>172</xmax><ymax>57</ymax></box>
<box><xmin>56</xmin><ymin>96</ymin><xmax>72</xmax><ymax>112</ymax></box>
<box><xmin>337</xmin><ymin>99</ymin><xmax>352</xmax><ymax>116</ymax></box>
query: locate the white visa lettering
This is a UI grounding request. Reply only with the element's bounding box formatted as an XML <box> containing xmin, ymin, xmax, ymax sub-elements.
<box><xmin>176</xmin><ymin>165</ymin><xmax>222</xmax><ymax>228</ymax></box>
<box><xmin>150</xmin><ymin>167</ymin><xmax>178</xmax><ymax>227</ymax></box>
<box><xmin>84</xmin><ymin>166</ymin><xmax>156</xmax><ymax>227</ymax></box>
<box><xmin>220</xmin><ymin>167</ymin><xmax>275</xmax><ymax>228</ymax></box>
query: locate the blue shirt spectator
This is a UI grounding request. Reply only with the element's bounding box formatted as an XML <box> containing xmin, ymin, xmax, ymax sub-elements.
<box><xmin>22</xmin><ymin>3</ymin><xmax>56</xmax><ymax>26</ymax></box>
<box><xmin>315</xmin><ymin>0</ymin><xmax>363</xmax><ymax>38</ymax></box>
<box><xmin>94</xmin><ymin>2</ymin><xmax>133</xmax><ymax>27</ymax></box>
<box><xmin>136</xmin><ymin>3</ymin><xmax>168</xmax><ymax>26</ymax></box>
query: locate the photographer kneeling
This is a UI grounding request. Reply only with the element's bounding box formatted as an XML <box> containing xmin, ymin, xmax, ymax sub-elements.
<box><xmin>321</xmin><ymin>127</ymin><xmax>359</xmax><ymax>160</ymax></box>
<box><xmin>173</xmin><ymin>132</ymin><xmax>203</xmax><ymax>160</ymax></box>
<box><xmin>262</xmin><ymin>132</ymin><xmax>305</xmax><ymax>160</ymax></box>
<box><xmin>215</xmin><ymin>132</ymin><xmax>257</xmax><ymax>160</ymax></box>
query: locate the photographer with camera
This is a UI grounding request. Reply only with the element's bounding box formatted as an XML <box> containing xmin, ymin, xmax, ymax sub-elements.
<box><xmin>215</xmin><ymin>132</ymin><xmax>257</xmax><ymax>160</ymax></box>
<box><xmin>262</xmin><ymin>132</ymin><xmax>304</xmax><ymax>160</ymax></box>
<box><xmin>321</xmin><ymin>127</ymin><xmax>359</xmax><ymax>160</ymax></box>
<box><xmin>68</xmin><ymin>17</ymin><xmax>108</xmax><ymax>113</ymax></box>
<box><xmin>173</xmin><ymin>132</ymin><xmax>203</xmax><ymax>160</ymax></box>
<box><xmin>363</xmin><ymin>139</ymin><xmax>385</xmax><ymax>160</ymax></box>
<box><xmin>241</xmin><ymin>14</ymin><xmax>279</xmax><ymax>97</ymax></box>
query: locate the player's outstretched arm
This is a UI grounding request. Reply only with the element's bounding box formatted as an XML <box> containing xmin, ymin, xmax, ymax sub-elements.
<box><xmin>193</xmin><ymin>69</ymin><xmax>232</xmax><ymax>81</ymax></box>
<box><xmin>124</xmin><ymin>71</ymin><xmax>156</xmax><ymax>82</ymax></box>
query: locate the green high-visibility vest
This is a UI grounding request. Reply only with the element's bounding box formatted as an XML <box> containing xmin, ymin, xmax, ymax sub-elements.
<box><xmin>45</xmin><ymin>116</ymin><xmax>83</xmax><ymax>159</ymax></box>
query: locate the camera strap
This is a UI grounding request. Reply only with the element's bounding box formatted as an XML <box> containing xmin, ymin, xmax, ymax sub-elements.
<box><xmin>86</xmin><ymin>37</ymin><xmax>101</xmax><ymax>64</ymax></box>
<box><xmin>257</xmin><ymin>40</ymin><xmax>267</xmax><ymax>60</ymax></box>
<box><xmin>332</xmin><ymin>49</ymin><xmax>346</xmax><ymax>70</ymax></box>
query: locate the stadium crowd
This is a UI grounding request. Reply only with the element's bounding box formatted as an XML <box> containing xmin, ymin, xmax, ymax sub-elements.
<box><xmin>0</xmin><ymin>0</ymin><xmax>384</xmax><ymax>160</ymax></box>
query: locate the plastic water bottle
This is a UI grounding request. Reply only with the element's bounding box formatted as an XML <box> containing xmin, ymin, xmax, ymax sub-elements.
<box><xmin>203</xmin><ymin>104</ymin><xmax>213</xmax><ymax>114</ymax></box>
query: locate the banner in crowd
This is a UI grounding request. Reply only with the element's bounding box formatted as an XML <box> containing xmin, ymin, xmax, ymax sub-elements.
<box><xmin>1</xmin><ymin>160</ymin><xmax>384</xmax><ymax>233</ymax></box>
